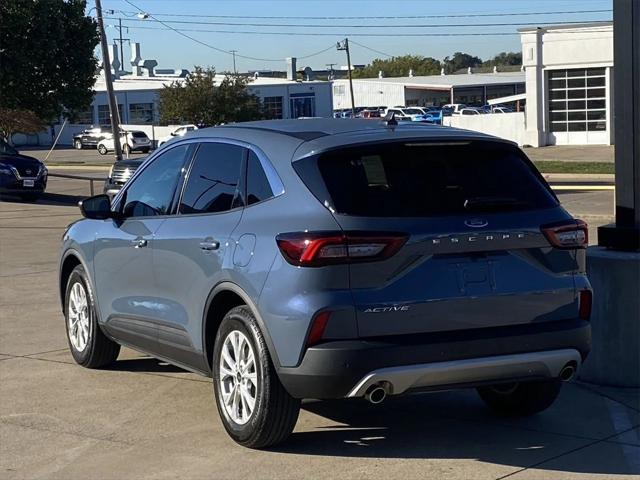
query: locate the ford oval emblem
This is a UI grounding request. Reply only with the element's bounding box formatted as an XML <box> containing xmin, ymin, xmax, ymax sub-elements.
<box><xmin>465</xmin><ymin>218</ymin><xmax>488</xmax><ymax>228</ymax></box>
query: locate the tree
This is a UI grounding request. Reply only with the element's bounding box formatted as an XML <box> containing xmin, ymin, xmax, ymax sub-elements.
<box><xmin>0</xmin><ymin>109</ymin><xmax>46</xmax><ymax>142</ymax></box>
<box><xmin>353</xmin><ymin>55</ymin><xmax>442</xmax><ymax>78</ymax></box>
<box><xmin>0</xmin><ymin>0</ymin><xmax>99</xmax><ymax>131</ymax></box>
<box><xmin>159</xmin><ymin>67</ymin><xmax>265</xmax><ymax>126</ymax></box>
<box><xmin>483</xmin><ymin>51</ymin><xmax>523</xmax><ymax>68</ymax></box>
<box><xmin>443</xmin><ymin>52</ymin><xmax>483</xmax><ymax>74</ymax></box>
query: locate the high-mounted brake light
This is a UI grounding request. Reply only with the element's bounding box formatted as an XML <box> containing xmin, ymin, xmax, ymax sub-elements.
<box><xmin>542</xmin><ymin>219</ymin><xmax>588</xmax><ymax>249</ymax></box>
<box><xmin>276</xmin><ymin>232</ymin><xmax>407</xmax><ymax>267</ymax></box>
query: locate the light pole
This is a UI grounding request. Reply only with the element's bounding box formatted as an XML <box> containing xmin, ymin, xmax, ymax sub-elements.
<box><xmin>95</xmin><ymin>0</ymin><xmax>123</xmax><ymax>161</ymax></box>
<box><xmin>230</xmin><ymin>50</ymin><xmax>237</xmax><ymax>74</ymax></box>
<box><xmin>337</xmin><ymin>39</ymin><xmax>356</xmax><ymax>117</ymax></box>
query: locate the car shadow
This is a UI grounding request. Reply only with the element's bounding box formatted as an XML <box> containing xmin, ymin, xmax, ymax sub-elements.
<box><xmin>0</xmin><ymin>192</ymin><xmax>85</xmax><ymax>207</ymax></box>
<box><xmin>269</xmin><ymin>391</ymin><xmax>638</xmax><ymax>476</ymax></box>
<box><xmin>107</xmin><ymin>357</ymin><xmax>188</xmax><ymax>374</ymax></box>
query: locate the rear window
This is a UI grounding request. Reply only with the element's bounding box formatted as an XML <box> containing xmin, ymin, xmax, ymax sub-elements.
<box><xmin>295</xmin><ymin>141</ymin><xmax>557</xmax><ymax>217</ymax></box>
<box><xmin>131</xmin><ymin>131</ymin><xmax>148</xmax><ymax>138</ymax></box>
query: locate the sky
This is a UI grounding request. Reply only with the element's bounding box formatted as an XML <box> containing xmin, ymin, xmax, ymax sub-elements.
<box><xmin>98</xmin><ymin>0</ymin><xmax>613</xmax><ymax>73</ymax></box>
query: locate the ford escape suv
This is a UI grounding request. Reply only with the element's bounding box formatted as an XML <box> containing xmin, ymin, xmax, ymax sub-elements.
<box><xmin>59</xmin><ymin>119</ymin><xmax>592</xmax><ymax>448</ymax></box>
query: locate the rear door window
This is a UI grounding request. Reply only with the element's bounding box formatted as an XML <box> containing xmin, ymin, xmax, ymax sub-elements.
<box><xmin>180</xmin><ymin>142</ymin><xmax>245</xmax><ymax>214</ymax></box>
<box><xmin>246</xmin><ymin>151</ymin><xmax>274</xmax><ymax>205</ymax></box>
<box><xmin>295</xmin><ymin>141</ymin><xmax>557</xmax><ymax>217</ymax></box>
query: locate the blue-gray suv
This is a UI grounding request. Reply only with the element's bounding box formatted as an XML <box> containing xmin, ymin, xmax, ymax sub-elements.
<box><xmin>59</xmin><ymin>119</ymin><xmax>592</xmax><ymax>448</ymax></box>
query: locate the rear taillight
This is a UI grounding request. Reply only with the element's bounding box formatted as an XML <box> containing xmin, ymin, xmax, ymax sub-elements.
<box><xmin>276</xmin><ymin>231</ymin><xmax>407</xmax><ymax>267</ymax></box>
<box><xmin>542</xmin><ymin>219</ymin><xmax>588</xmax><ymax>249</ymax></box>
<box><xmin>579</xmin><ymin>289</ymin><xmax>592</xmax><ymax>320</ymax></box>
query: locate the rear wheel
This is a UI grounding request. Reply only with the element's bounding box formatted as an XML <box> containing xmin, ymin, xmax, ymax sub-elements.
<box><xmin>97</xmin><ymin>144</ymin><xmax>108</xmax><ymax>155</ymax></box>
<box><xmin>64</xmin><ymin>265</ymin><xmax>120</xmax><ymax>368</ymax></box>
<box><xmin>213</xmin><ymin>306</ymin><xmax>300</xmax><ymax>448</ymax></box>
<box><xmin>477</xmin><ymin>379</ymin><xmax>562</xmax><ymax>416</ymax></box>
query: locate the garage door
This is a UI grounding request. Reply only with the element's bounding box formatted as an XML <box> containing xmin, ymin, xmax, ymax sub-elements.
<box><xmin>547</xmin><ymin>68</ymin><xmax>608</xmax><ymax>145</ymax></box>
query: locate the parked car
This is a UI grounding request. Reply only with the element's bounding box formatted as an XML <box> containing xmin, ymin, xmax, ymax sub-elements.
<box><xmin>158</xmin><ymin>124</ymin><xmax>198</xmax><ymax>147</ymax></box>
<box><xmin>73</xmin><ymin>126</ymin><xmax>113</xmax><ymax>150</ymax></box>
<box><xmin>459</xmin><ymin>107</ymin><xmax>483</xmax><ymax>115</ymax></box>
<box><xmin>97</xmin><ymin>130</ymin><xmax>152</xmax><ymax>155</ymax></box>
<box><xmin>60</xmin><ymin>118</ymin><xmax>592</xmax><ymax>449</ymax></box>
<box><xmin>442</xmin><ymin>103</ymin><xmax>468</xmax><ymax>114</ymax></box>
<box><xmin>0</xmin><ymin>138</ymin><xmax>47</xmax><ymax>201</ymax></box>
<box><xmin>360</xmin><ymin>109</ymin><xmax>381</xmax><ymax>119</ymax></box>
<box><xmin>103</xmin><ymin>158</ymin><xmax>145</xmax><ymax>196</ymax></box>
<box><xmin>492</xmin><ymin>106</ymin><xmax>514</xmax><ymax>113</ymax></box>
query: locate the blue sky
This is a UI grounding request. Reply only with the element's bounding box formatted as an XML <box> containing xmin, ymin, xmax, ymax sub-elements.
<box><xmin>99</xmin><ymin>0</ymin><xmax>612</xmax><ymax>73</ymax></box>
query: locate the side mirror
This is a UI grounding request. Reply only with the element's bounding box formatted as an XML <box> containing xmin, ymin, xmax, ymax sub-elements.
<box><xmin>170</xmin><ymin>132</ymin><xmax>176</xmax><ymax>136</ymax></box>
<box><xmin>79</xmin><ymin>194</ymin><xmax>115</xmax><ymax>220</ymax></box>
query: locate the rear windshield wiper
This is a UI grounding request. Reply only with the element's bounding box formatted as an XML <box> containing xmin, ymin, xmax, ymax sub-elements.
<box><xmin>464</xmin><ymin>196</ymin><xmax>532</xmax><ymax>211</ymax></box>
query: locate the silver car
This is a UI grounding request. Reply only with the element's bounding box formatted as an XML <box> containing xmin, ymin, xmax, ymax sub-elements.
<box><xmin>59</xmin><ymin>119</ymin><xmax>592</xmax><ymax>448</ymax></box>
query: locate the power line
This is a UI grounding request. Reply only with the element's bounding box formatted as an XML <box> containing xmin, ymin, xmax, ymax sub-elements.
<box><xmin>114</xmin><ymin>8</ymin><xmax>612</xmax><ymax>20</ymax></box>
<box><xmin>121</xmin><ymin>0</ymin><xmax>283</xmax><ymax>61</ymax></box>
<box><xmin>106</xmin><ymin>16</ymin><xmax>611</xmax><ymax>29</ymax></box>
<box><xmin>110</xmin><ymin>24</ymin><xmax>613</xmax><ymax>38</ymax></box>
<box><xmin>349</xmin><ymin>40</ymin><xmax>394</xmax><ymax>58</ymax></box>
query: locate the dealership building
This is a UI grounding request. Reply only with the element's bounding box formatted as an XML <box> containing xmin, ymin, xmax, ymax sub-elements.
<box><xmin>332</xmin><ymin>71</ymin><xmax>525</xmax><ymax>110</ymax></box>
<box><xmin>519</xmin><ymin>22</ymin><xmax>614</xmax><ymax>146</ymax></box>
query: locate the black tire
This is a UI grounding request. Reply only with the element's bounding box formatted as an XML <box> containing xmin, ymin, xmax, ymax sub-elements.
<box><xmin>97</xmin><ymin>144</ymin><xmax>108</xmax><ymax>155</ymax></box>
<box><xmin>477</xmin><ymin>379</ymin><xmax>562</xmax><ymax>416</ymax></box>
<box><xmin>74</xmin><ymin>139</ymin><xmax>83</xmax><ymax>150</ymax></box>
<box><xmin>213</xmin><ymin>306</ymin><xmax>300</xmax><ymax>448</ymax></box>
<box><xmin>64</xmin><ymin>265</ymin><xmax>120</xmax><ymax>368</ymax></box>
<box><xmin>141</xmin><ymin>147</ymin><xmax>150</xmax><ymax>153</ymax></box>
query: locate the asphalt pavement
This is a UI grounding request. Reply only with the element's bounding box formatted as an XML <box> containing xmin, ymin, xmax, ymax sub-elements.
<box><xmin>1</xmin><ymin>171</ymin><xmax>637</xmax><ymax>480</ymax></box>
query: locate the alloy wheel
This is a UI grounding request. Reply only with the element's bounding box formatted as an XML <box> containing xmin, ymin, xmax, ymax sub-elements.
<box><xmin>219</xmin><ymin>330</ymin><xmax>258</xmax><ymax>425</ymax></box>
<box><xmin>68</xmin><ymin>282</ymin><xmax>90</xmax><ymax>352</ymax></box>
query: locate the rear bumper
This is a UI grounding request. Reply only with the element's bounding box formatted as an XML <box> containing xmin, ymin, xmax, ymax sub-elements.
<box><xmin>277</xmin><ymin>318</ymin><xmax>591</xmax><ymax>399</ymax></box>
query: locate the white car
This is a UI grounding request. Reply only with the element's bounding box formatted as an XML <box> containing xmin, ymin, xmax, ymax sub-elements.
<box><xmin>442</xmin><ymin>104</ymin><xmax>468</xmax><ymax>114</ymax></box>
<box><xmin>158</xmin><ymin>125</ymin><xmax>198</xmax><ymax>147</ymax></box>
<box><xmin>459</xmin><ymin>108</ymin><xmax>483</xmax><ymax>116</ymax></box>
<box><xmin>97</xmin><ymin>131</ymin><xmax>152</xmax><ymax>155</ymax></box>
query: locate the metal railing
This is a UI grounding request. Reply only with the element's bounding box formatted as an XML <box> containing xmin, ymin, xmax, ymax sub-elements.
<box><xmin>47</xmin><ymin>173</ymin><xmax>107</xmax><ymax>196</ymax></box>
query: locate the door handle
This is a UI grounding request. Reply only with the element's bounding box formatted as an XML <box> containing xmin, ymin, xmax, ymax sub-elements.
<box><xmin>199</xmin><ymin>239</ymin><xmax>220</xmax><ymax>251</ymax></box>
<box><xmin>131</xmin><ymin>238</ymin><xmax>148</xmax><ymax>248</ymax></box>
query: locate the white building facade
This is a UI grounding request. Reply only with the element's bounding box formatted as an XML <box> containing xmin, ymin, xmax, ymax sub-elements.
<box><xmin>520</xmin><ymin>22</ymin><xmax>614</xmax><ymax>146</ymax></box>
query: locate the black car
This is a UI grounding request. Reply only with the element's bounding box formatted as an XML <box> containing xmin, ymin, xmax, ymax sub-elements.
<box><xmin>103</xmin><ymin>157</ymin><xmax>145</xmax><ymax>196</ymax></box>
<box><xmin>0</xmin><ymin>139</ymin><xmax>47</xmax><ymax>200</ymax></box>
<box><xmin>73</xmin><ymin>127</ymin><xmax>113</xmax><ymax>149</ymax></box>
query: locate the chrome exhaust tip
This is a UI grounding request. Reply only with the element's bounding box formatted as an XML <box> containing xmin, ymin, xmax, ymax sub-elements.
<box><xmin>364</xmin><ymin>384</ymin><xmax>387</xmax><ymax>404</ymax></box>
<box><xmin>560</xmin><ymin>364</ymin><xmax>576</xmax><ymax>382</ymax></box>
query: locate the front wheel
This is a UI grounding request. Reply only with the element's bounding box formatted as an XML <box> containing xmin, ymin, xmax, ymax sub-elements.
<box><xmin>477</xmin><ymin>379</ymin><xmax>562</xmax><ymax>416</ymax></box>
<box><xmin>64</xmin><ymin>265</ymin><xmax>120</xmax><ymax>368</ymax></box>
<box><xmin>213</xmin><ymin>306</ymin><xmax>300</xmax><ymax>448</ymax></box>
<box><xmin>74</xmin><ymin>139</ymin><xmax>83</xmax><ymax>150</ymax></box>
<box><xmin>97</xmin><ymin>144</ymin><xmax>108</xmax><ymax>155</ymax></box>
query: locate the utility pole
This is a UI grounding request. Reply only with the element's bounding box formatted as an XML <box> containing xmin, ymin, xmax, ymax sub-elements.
<box><xmin>95</xmin><ymin>0</ymin><xmax>123</xmax><ymax>161</ymax></box>
<box><xmin>337</xmin><ymin>39</ymin><xmax>356</xmax><ymax>117</ymax></box>
<box><xmin>230</xmin><ymin>50</ymin><xmax>237</xmax><ymax>74</ymax></box>
<box><xmin>115</xmin><ymin>18</ymin><xmax>130</xmax><ymax>74</ymax></box>
<box><xmin>326</xmin><ymin>63</ymin><xmax>336</xmax><ymax>80</ymax></box>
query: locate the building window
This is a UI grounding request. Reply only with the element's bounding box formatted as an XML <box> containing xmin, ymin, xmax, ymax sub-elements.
<box><xmin>98</xmin><ymin>104</ymin><xmax>124</xmax><ymax>126</ymax></box>
<box><xmin>263</xmin><ymin>96</ymin><xmax>283</xmax><ymax>119</ymax></box>
<box><xmin>74</xmin><ymin>107</ymin><xmax>93</xmax><ymax>124</ymax></box>
<box><xmin>129</xmin><ymin>103</ymin><xmax>154</xmax><ymax>124</ymax></box>
<box><xmin>289</xmin><ymin>92</ymin><xmax>316</xmax><ymax>118</ymax></box>
<box><xmin>548</xmin><ymin>68</ymin><xmax>606</xmax><ymax>132</ymax></box>
<box><xmin>333</xmin><ymin>84</ymin><xmax>345</xmax><ymax>96</ymax></box>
